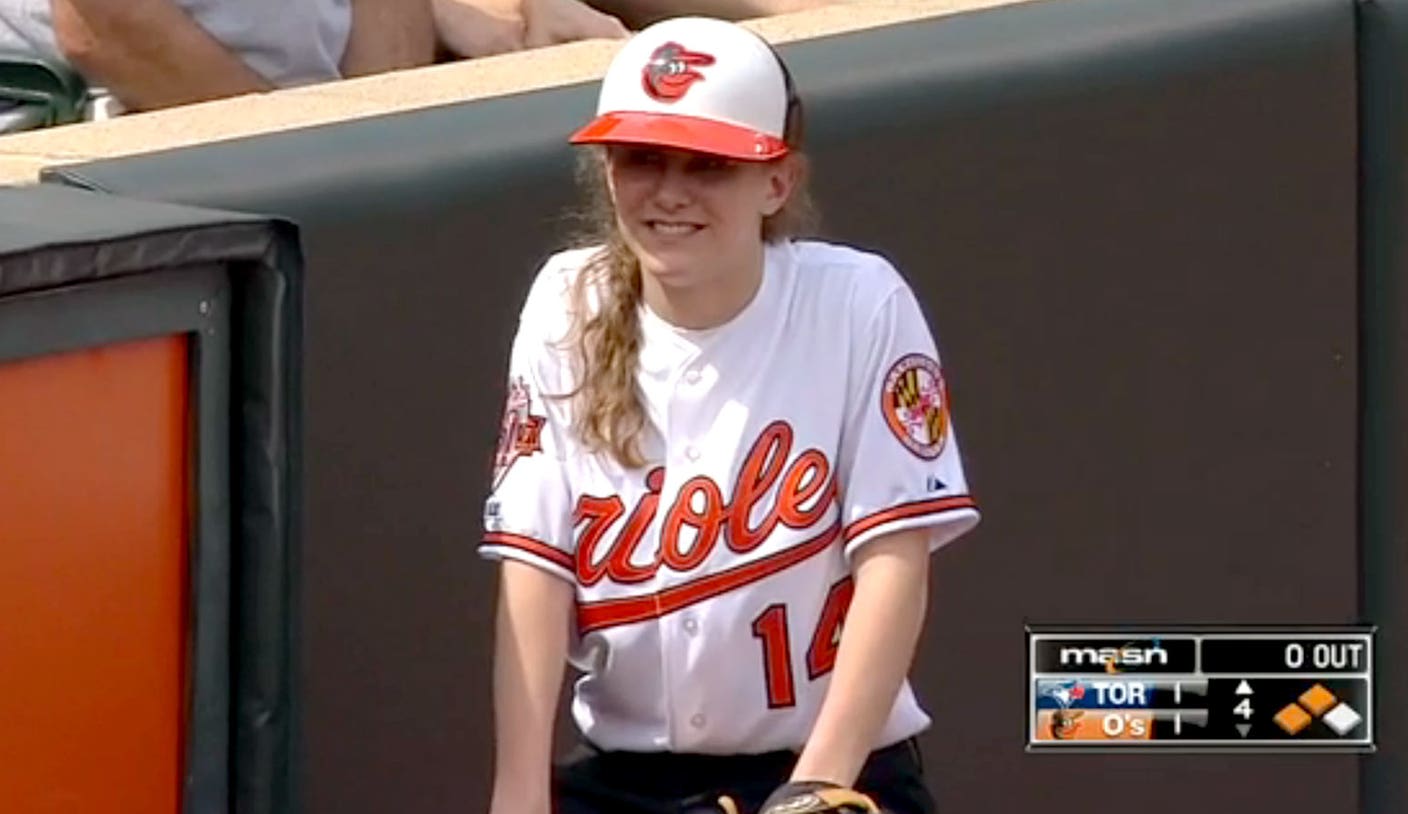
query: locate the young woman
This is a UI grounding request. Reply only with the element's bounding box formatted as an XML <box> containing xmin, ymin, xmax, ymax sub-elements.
<box><xmin>481</xmin><ymin>17</ymin><xmax>980</xmax><ymax>814</ymax></box>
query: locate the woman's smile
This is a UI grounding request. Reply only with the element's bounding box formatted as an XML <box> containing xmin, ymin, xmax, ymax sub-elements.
<box><xmin>644</xmin><ymin>219</ymin><xmax>706</xmax><ymax>238</ymax></box>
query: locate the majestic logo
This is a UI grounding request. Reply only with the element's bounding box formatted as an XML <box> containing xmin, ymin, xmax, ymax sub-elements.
<box><xmin>642</xmin><ymin>42</ymin><xmax>716</xmax><ymax>102</ymax></box>
<box><xmin>881</xmin><ymin>353</ymin><xmax>950</xmax><ymax>460</ymax></box>
<box><xmin>493</xmin><ymin>376</ymin><xmax>546</xmax><ymax>489</ymax></box>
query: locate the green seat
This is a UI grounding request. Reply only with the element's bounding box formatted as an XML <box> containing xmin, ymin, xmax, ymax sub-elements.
<box><xmin>0</xmin><ymin>51</ymin><xmax>89</xmax><ymax>133</ymax></box>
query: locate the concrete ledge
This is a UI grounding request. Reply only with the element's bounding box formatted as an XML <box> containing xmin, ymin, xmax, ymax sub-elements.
<box><xmin>0</xmin><ymin>0</ymin><xmax>1035</xmax><ymax>186</ymax></box>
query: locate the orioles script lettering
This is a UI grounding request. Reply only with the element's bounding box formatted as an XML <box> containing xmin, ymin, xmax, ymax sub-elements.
<box><xmin>573</xmin><ymin>420</ymin><xmax>837</xmax><ymax>586</ymax></box>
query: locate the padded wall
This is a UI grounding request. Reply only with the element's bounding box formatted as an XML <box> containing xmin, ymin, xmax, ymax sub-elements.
<box><xmin>1357</xmin><ymin>1</ymin><xmax>1408</xmax><ymax>811</ymax></box>
<box><xmin>0</xmin><ymin>186</ymin><xmax>303</xmax><ymax>814</ymax></box>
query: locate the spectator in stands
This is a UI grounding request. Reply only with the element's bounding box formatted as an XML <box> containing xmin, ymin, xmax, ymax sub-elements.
<box><xmin>0</xmin><ymin>0</ymin><xmax>628</xmax><ymax>115</ymax></box>
<box><xmin>0</xmin><ymin>0</ymin><xmax>831</xmax><ymax>119</ymax></box>
<box><xmin>7</xmin><ymin>0</ymin><xmax>378</xmax><ymax>112</ymax></box>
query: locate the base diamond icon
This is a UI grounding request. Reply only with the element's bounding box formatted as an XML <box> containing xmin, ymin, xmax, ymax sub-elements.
<box><xmin>1321</xmin><ymin>702</ymin><xmax>1363</xmax><ymax>736</ymax></box>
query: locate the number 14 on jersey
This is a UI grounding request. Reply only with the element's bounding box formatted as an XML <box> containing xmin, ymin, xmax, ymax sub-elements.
<box><xmin>750</xmin><ymin>577</ymin><xmax>854</xmax><ymax>708</ymax></box>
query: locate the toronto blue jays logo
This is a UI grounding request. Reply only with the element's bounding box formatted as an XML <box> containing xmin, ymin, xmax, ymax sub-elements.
<box><xmin>642</xmin><ymin>42</ymin><xmax>716</xmax><ymax>102</ymax></box>
<box><xmin>1040</xmin><ymin>680</ymin><xmax>1087</xmax><ymax>739</ymax></box>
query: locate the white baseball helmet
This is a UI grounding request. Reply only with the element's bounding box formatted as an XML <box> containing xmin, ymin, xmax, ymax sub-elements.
<box><xmin>569</xmin><ymin>17</ymin><xmax>795</xmax><ymax>161</ymax></box>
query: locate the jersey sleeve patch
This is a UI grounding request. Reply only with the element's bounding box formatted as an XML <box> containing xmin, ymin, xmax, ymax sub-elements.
<box><xmin>880</xmin><ymin>353</ymin><xmax>950</xmax><ymax>460</ymax></box>
<box><xmin>493</xmin><ymin>375</ymin><xmax>548</xmax><ymax>490</ymax></box>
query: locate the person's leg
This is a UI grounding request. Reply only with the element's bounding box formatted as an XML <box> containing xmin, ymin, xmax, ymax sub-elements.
<box><xmin>554</xmin><ymin>745</ymin><xmax>666</xmax><ymax>814</ymax></box>
<box><xmin>554</xmin><ymin>741</ymin><xmax>940</xmax><ymax>814</ymax></box>
<box><xmin>555</xmin><ymin>743</ymin><xmax>797</xmax><ymax>814</ymax></box>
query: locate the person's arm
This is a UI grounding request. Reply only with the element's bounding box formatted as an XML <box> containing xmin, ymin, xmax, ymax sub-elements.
<box><xmin>519</xmin><ymin>0</ymin><xmax>627</xmax><ymax>48</ymax></box>
<box><xmin>430</xmin><ymin>0</ymin><xmax>527</xmax><ymax>59</ymax></box>
<box><xmin>489</xmin><ymin>560</ymin><xmax>574</xmax><ymax>814</ymax></box>
<box><xmin>586</xmin><ymin>0</ymin><xmax>834</xmax><ymax>29</ymax></box>
<box><xmin>789</xmin><ymin>527</ymin><xmax>930</xmax><ymax>786</ymax></box>
<box><xmin>341</xmin><ymin>0</ymin><xmax>437</xmax><ymax>77</ymax></box>
<box><xmin>431</xmin><ymin>0</ymin><xmax>625</xmax><ymax>59</ymax></box>
<box><xmin>52</xmin><ymin>0</ymin><xmax>272</xmax><ymax>111</ymax></box>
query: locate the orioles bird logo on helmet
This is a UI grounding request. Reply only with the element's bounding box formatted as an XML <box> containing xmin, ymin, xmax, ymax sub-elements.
<box><xmin>642</xmin><ymin>42</ymin><xmax>716</xmax><ymax>102</ymax></box>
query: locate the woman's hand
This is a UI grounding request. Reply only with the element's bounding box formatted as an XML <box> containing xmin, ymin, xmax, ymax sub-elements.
<box><xmin>431</xmin><ymin>0</ymin><xmax>527</xmax><ymax>58</ymax></box>
<box><xmin>431</xmin><ymin>0</ymin><xmax>627</xmax><ymax>59</ymax></box>
<box><xmin>521</xmin><ymin>0</ymin><xmax>629</xmax><ymax>49</ymax></box>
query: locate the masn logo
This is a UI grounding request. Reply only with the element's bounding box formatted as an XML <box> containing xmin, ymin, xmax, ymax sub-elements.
<box><xmin>1058</xmin><ymin>645</ymin><xmax>1168</xmax><ymax>669</ymax></box>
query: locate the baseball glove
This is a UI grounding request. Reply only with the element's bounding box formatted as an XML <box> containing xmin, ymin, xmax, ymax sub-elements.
<box><xmin>716</xmin><ymin>781</ymin><xmax>880</xmax><ymax>814</ymax></box>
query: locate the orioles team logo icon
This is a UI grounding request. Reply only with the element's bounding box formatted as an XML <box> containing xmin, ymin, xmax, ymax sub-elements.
<box><xmin>1050</xmin><ymin>708</ymin><xmax>1086</xmax><ymax>739</ymax></box>
<box><xmin>642</xmin><ymin>42</ymin><xmax>715</xmax><ymax>102</ymax></box>
<box><xmin>881</xmin><ymin>354</ymin><xmax>950</xmax><ymax>460</ymax></box>
<box><xmin>493</xmin><ymin>376</ymin><xmax>546</xmax><ymax>489</ymax></box>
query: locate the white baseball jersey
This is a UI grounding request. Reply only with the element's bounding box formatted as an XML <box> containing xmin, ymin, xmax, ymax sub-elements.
<box><xmin>481</xmin><ymin>239</ymin><xmax>980</xmax><ymax>755</ymax></box>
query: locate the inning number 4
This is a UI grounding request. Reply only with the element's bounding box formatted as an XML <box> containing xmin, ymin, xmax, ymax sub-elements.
<box><xmin>749</xmin><ymin>577</ymin><xmax>855</xmax><ymax>708</ymax></box>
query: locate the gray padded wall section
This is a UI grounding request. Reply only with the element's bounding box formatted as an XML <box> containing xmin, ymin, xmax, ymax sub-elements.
<box><xmin>1357</xmin><ymin>1</ymin><xmax>1408</xmax><ymax>811</ymax></box>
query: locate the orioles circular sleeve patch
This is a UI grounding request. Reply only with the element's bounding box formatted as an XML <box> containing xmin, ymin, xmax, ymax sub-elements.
<box><xmin>880</xmin><ymin>353</ymin><xmax>950</xmax><ymax>460</ymax></box>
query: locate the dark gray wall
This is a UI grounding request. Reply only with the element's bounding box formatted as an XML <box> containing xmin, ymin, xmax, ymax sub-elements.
<box><xmin>46</xmin><ymin>0</ymin><xmax>1373</xmax><ymax>811</ymax></box>
<box><xmin>1358</xmin><ymin>1</ymin><xmax>1408</xmax><ymax>812</ymax></box>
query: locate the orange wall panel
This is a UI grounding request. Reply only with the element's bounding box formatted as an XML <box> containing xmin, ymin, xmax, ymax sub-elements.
<box><xmin>0</xmin><ymin>336</ymin><xmax>189</xmax><ymax>813</ymax></box>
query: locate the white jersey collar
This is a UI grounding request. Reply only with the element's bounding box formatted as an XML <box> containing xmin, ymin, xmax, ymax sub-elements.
<box><xmin>637</xmin><ymin>239</ymin><xmax>792</xmax><ymax>356</ymax></box>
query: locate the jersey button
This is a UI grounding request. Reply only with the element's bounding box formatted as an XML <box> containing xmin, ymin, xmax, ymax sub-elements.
<box><xmin>690</xmin><ymin>713</ymin><xmax>707</xmax><ymax>729</ymax></box>
<box><xmin>683</xmin><ymin>369</ymin><xmax>702</xmax><ymax>386</ymax></box>
<box><xmin>685</xmin><ymin>445</ymin><xmax>700</xmax><ymax>462</ymax></box>
<box><xmin>683</xmin><ymin>617</ymin><xmax>699</xmax><ymax>635</ymax></box>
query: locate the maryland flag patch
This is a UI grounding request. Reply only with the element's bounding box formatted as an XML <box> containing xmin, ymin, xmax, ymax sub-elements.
<box><xmin>881</xmin><ymin>353</ymin><xmax>950</xmax><ymax>460</ymax></box>
<box><xmin>493</xmin><ymin>376</ymin><xmax>546</xmax><ymax>489</ymax></box>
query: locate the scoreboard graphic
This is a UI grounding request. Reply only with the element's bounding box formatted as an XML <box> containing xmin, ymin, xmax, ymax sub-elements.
<box><xmin>1027</xmin><ymin>628</ymin><xmax>1374</xmax><ymax>751</ymax></box>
